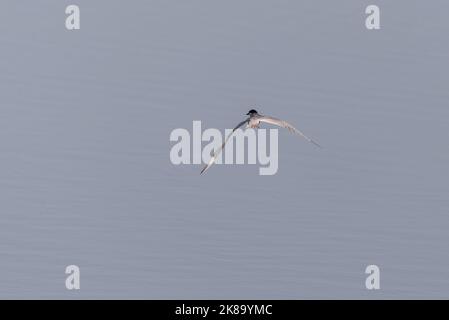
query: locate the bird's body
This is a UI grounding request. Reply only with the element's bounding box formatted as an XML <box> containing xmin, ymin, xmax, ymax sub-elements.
<box><xmin>200</xmin><ymin>109</ymin><xmax>320</xmax><ymax>174</ymax></box>
<box><xmin>247</xmin><ymin>115</ymin><xmax>261</xmax><ymax>128</ymax></box>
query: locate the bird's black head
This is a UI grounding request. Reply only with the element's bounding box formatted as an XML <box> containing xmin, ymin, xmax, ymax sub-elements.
<box><xmin>246</xmin><ymin>109</ymin><xmax>258</xmax><ymax>115</ymax></box>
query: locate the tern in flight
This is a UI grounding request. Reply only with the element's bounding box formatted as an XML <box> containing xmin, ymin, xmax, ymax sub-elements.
<box><xmin>200</xmin><ymin>109</ymin><xmax>321</xmax><ymax>174</ymax></box>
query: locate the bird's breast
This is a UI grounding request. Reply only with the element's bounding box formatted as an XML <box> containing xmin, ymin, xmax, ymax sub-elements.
<box><xmin>248</xmin><ymin>118</ymin><xmax>260</xmax><ymax>128</ymax></box>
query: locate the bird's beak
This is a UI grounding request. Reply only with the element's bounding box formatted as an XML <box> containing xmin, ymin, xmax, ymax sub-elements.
<box><xmin>246</xmin><ymin>112</ymin><xmax>250</xmax><ymax>115</ymax></box>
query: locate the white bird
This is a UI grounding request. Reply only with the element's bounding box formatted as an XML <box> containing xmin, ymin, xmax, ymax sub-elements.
<box><xmin>200</xmin><ymin>109</ymin><xmax>321</xmax><ymax>174</ymax></box>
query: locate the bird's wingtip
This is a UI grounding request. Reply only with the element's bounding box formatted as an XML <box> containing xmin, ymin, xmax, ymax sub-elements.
<box><xmin>200</xmin><ymin>164</ymin><xmax>210</xmax><ymax>175</ymax></box>
<box><xmin>313</xmin><ymin>141</ymin><xmax>322</xmax><ymax>148</ymax></box>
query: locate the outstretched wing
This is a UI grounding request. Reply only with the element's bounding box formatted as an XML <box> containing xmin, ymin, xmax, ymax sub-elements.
<box><xmin>200</xmin><ymin>118</ymin><xmax>249</xmax><ymax>174</ymax></box>
<box><xmin>258</xmin><ymin>115</ymin><xmax>321</xmax><ymax>148</ymax></box>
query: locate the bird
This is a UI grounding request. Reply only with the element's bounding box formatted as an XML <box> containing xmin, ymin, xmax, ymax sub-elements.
<box><xmin>200</xmin><ymin>109</ymin><xmax>321</xmax><ymax>174</ymax></box>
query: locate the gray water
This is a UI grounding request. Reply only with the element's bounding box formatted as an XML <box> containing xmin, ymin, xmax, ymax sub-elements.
<box><xmin>0</xmin><ymin>1</ymin><xmax>448</xmax><ymax>299</ymax></box>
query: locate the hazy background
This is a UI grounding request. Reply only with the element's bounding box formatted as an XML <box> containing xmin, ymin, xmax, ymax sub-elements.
<box><xmin>0</xmin><ymin>1</ymin><xmax>448</xmax><ymax>298</ymax></box>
